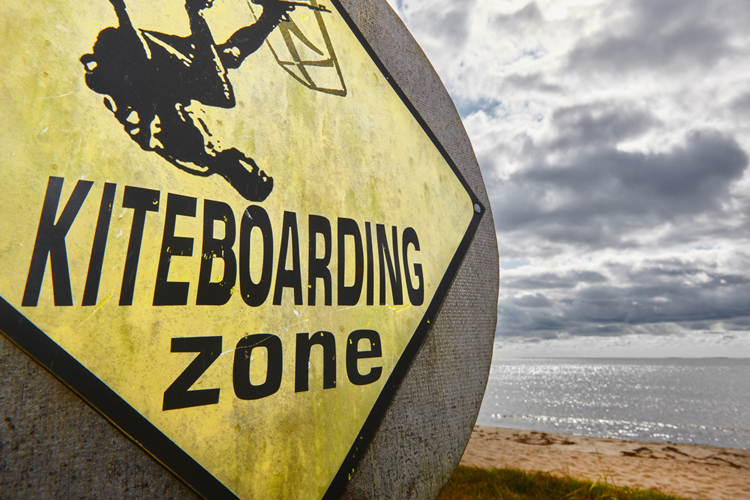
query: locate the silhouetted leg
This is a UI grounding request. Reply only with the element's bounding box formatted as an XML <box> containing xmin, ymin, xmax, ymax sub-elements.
<box><xmin>209</xmin><ymin>149</ymin><xmax>274</xmax><ymax>201</ymax></box>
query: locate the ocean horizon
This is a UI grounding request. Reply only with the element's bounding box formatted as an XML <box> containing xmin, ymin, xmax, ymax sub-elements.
<box><xmin>477</xmin><ymin>357</ymin><xmax>750</xmax><ymax>450</ymax></box>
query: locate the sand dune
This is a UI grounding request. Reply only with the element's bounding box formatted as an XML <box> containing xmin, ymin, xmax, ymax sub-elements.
<box><xmin>460</xmin><ymin>426</ymin><xmax>750</xmax><ymax>500</ymax></box>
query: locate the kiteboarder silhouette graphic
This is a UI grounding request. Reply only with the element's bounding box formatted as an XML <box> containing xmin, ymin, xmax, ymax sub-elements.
<box><xmin>81</xmin><ymin>0</ymin><xmax>333</xmax><ymax>201</ymax></box>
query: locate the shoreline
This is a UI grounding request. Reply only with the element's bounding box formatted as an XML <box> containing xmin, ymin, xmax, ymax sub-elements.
<box><xmin>460</xmin><ymin>426</ymin><xmax>750</xmax><ymax>500</ymax></box>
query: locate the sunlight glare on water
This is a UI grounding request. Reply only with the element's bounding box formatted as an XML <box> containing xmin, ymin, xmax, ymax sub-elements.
<box><xmin>477</xmin><ymin>358</ymin><xmax>750</xmax><ymax>449</ymax></box>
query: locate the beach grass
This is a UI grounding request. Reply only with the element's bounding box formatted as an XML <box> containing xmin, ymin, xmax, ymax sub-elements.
<box><xmin>438</xmin><ymin>466</ymin><xmax>693</xmax><ymax>500</ymax></box>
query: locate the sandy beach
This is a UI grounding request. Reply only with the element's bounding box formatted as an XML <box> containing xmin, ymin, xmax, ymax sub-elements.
<box><xmin>460</xmin><ymin>426</ymin><xmax>750</xmax><ymax>500</ymax></box>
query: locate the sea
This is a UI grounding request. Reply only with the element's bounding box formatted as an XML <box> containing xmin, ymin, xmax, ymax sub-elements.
<box><xmin>476</xmin><ymin>357</ymin><xmax>750</xmax><ymax>450</ymax></box>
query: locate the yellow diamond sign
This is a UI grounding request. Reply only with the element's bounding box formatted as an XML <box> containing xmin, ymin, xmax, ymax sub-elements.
<box><xmin>0</xmin><ymin>0</ymin><xmax>483</xmax><ymax>498</ymax></box>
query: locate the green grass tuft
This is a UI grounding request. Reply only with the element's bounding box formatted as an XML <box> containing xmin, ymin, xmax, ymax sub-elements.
<box><xmin>437</xmin><ymin>466</ymin><xmax>693</xmax><ymax>500</ymax></box>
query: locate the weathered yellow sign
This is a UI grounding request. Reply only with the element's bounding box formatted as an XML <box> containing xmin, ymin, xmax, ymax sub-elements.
<box><xmin>0</xmin><ymin>0</ymin><xmax>482</xmax><ymax>498</ymax></box>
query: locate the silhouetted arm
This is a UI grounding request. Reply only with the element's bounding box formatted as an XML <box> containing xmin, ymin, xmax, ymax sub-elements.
<box><xmin>217</xmin><ymin>1</ymin><xmax>294</xmax><ymax>69</ymax></box>
<box><xmin>186</xmin><ymin>0</ymin><xmax>218</xmax><ymax>48</ymax></box>
<box><xmin>109</xmin><ymin>0</ymin><xmax>135</xmax><ymax>31</ymax></box>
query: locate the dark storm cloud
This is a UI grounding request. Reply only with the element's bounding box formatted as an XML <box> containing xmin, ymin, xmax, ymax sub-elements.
<box><xmin>498</xmin><ymin>259</ymin><xmax>750</xmax><ymax>338</ymax></box>
<box><xmin>490</xmin><ymin>2</ymin><xmax>543</xmax><ymax>32</ymax></box>
<box><xmin>495</xmin><ymin>104</ymin><xmax>750</xmax><ymax>340</ymax></box>
<box><xmin>567</xmin><ymin>0</ymin><xmax>746</xmax><ymax>74</ymax></box>
<box><xmin>619</xmin><ymin>261</ymin><xmax>750</xmax><ymax>287</ymax></box>
<box><xmin>729</xmin><ymin>92</ymin><xmax>750</xmax><ymax>115</ymax></box>
<box><xmin>503</xmin><ymin>270</ymin><xmax>608</xmax><ymax>290</ymax></box>
<box><xmin>726</xmin><ymin>317</ymin><xmax>750</xmax><ymax>329</ymax></box>
<box><xmin>549</xmin><ymin>103</ymin><xmax>659</xmax><ymax>151</ymax></box>
<box><xmin>401</xmin><ymin>0</ymin><xmax>476</xmax><ymax>52</ymax></box>
<box><xmin>510</xmin><ymin>293</ymin><xmax>554</xmax><ymax>308</ymax></box>
<box><xmin>498</xmin><ymin>304</ymin><xmax>565</xmax><ymax>337</ymax></box>
<box><xmin>493</xmin><ymin>129</ymin><xmax>748</xmax><ymax>249</ymax></box>
<box><xmin>504</xmin><ymin>73</ymin><xmax>562</xmax><ymax>93</ymax></box>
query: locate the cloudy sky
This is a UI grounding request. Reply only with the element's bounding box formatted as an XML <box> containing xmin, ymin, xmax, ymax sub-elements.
<box><xmin>385</xmin><ymin>0</ymin><xmax>750</xmax><ymax>357</ymax></box>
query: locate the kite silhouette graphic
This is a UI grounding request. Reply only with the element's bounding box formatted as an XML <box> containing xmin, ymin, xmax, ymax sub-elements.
<box><xmin>81</xmin><ymin>0</ymin><xmax>335</xmax><ymax>201</ymax></box>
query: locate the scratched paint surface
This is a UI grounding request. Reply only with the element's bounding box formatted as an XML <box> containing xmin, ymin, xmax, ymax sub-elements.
<box><xmin>0</xmin><ymin>1</ymin><xmax>473</xmax><ymax>498</ymax></box>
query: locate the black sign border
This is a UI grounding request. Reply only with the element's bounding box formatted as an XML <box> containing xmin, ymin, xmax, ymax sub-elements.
<box><xmin>0</xmin><ymin>1</ymin><xmax>485</xmax><ymax>499</ymax></box>
<box><xmin>322</xmin><ymin>2</ymin><xmax>484</xmax><ymax>497</ymax></box>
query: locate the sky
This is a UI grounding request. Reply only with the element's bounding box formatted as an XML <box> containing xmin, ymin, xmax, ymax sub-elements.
<box><xmin>384</xmin><ymin>0</ymin><xmax>750</xmax><ymax>357</ymax></box>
